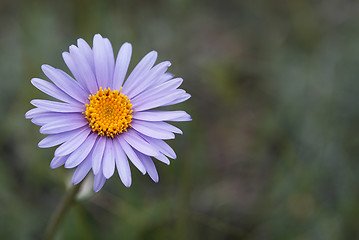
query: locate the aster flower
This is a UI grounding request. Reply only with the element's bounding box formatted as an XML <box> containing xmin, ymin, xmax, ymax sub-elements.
<box><xmin>25</xmin><ymin>34</ymin><xmax>191</xmax><ymax>192</ymax></box>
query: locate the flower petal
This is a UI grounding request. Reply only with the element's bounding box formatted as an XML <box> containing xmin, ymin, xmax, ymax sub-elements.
<box><xmin>25</xmin><ymin>108</ymin><xmax>48</xmax><ymax>119</ymax></box>
<box><xmin>92</xmin><ymin>137</ymin><xmax>106</xmax><ymax>175</ymax></box>
<box><xmin>131</xmin><ymin>120</ymin><xmax>175</xmax><ymax>139</ymax></box>
<box><xmin>68</xmin><ymin>45</ymin><xmax>98</xmax><ymax>94</ymax></box>
<box><xmin>102</xmin><ymin>138</ymin><xmax>115</xmax><ymax>179</ymax></box>
<box><xmin>30</xmin><ymin>99</ymin><xmax>83</xmax><ymax>113</ymax></box>
<box><xmin>113</xmin><ymin>43</ymin><xmax>132</xmax><ymax>90</ymax></box>
<box><xmin>40</xmin><ymin>117</ymin><xmax>88</xmax><ymax>134</ymax></box>
<box><xmin>41</xmin><ymin>64</ymin><xmax>88</xmax><ymax>103</ymax></box>
<box><xmin>31</xmin><ymin>112</ymin><xmax>84</xmax><ymax>126</ymax></box>
<box><xmin>117</xmin><ymin>136</ymin><xmax>146</xmax><ymax>174</ymax></box>
<box><xmin>93</xmin><ymin>34</ymin><xmax>115</xmax><ymax>89</ymax></box>
<box><xmin>38</xmin><ymin>127</ymin><xmax>88</xmax><ymax>148</ymax></box>
<box><xmin>141</xmin><ymin>134</ymin><xmax>177</xmax><ymax>159</ymax></box>
<box><xmin>122</xmin><ymin>51</ymin><xmax>157</xmax><ymax>95</ymax></box>
<box><xmin>113</xmin><ymin>139</ymin><xmax>132</xmax><ymax>187</ymax></box>
<box><xmin>77</xmin><ymin>38</ymin><xmax>94</xmax><ymax>69</ymax></box>
<box><xmin>93</xmin><ymin>171</ymin><xmax>107</xmax><ymax>192</ymax></box>
<box><xmin>62</xmin><ymin>51</ymin><xmax>90</xmax><ymax>94</ymax></box>
<box><xmin>132</xmin><ymin>90</ymin><xmax>185</xmax><ymax>111</ymax></box>
<box><xmin>65</xmin><ymin>133</ymin><xmax>98</xmax><ymax>168</ymax></box>
<box><xmin>136</xmin><ymin>151</ymin><xmax>159</xmax><ymax>182</ymax></box>
<box><xmin>72</xmin><ymin>154</ymin><xmax>92</xmax><ymax>185</ymax></box>
<box><xmin>127</xmin><ymin>61</ymin><xmax>171</xmax><ymax>99</ymax></box>
<box><xmin>31</xmin><ymin>78</ymin><xmax>82</xmax><ymax>105</ymax></box>
<box><xmin>122</xmin><ymin>130</ymin><xmax>159</xmax><ymax>157</ymax></box>
<box><xmin>131</xmin><ymin>78</ymin><xmax>183</xmax><ymax>106</ymax></box>
<box><xmin>153</xmin><ymin>153</ymin><xmax>170</xmax><ymax>165</ymax></box>
<box><xmin>55</xmin><ymin>127</ymin><xmax>91</xmax><ymax>156</ymax></box>
<box><xmin>164</xmin><ymin>93</ymin><xmax>191</xmax><ymax>106</ymax></box>
<box><xmin>50</xmin><ymin>155</ymin><xmax>69</xmax><ymax>169</ymax></box>
<box><xmin>133</xmin><ymin>110</ymin><xmax>190</xmax><ymax>122</ymax></box>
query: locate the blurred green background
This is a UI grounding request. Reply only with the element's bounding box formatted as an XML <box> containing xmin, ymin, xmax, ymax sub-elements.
<box><xmin>1</xmin><ymin>0</ymin><xmax>359</xmax><ymax>239</ymax></box>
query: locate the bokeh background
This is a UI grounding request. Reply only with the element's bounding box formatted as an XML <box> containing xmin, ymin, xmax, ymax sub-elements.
<box><xmin>1</xmin><ymin>0</ymin><xmax>359</xmax><ymax>239</ymax></box>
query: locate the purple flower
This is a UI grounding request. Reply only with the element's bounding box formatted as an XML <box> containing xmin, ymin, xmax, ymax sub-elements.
<box><xmin>25</xmin><ymin>34</ymin><xmax>191</xmax><ymax>192</ymax></box>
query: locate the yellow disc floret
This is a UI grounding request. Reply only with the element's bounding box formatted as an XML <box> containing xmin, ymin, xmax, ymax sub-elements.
<box><xmin>84</xmin><ymin>87</ymin><xmax>133</xmax><ymax>138</ymax></box>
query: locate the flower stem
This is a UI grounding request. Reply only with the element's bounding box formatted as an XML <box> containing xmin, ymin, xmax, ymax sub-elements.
<box><xmin>43</xmin><ymin>183</ymin><xmax>82</xmax><ymax>240</ymax></box>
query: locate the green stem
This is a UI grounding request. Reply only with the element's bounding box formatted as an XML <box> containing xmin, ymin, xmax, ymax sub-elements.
<box><xmin>43</xmin><ymin>183</ymin><xmax>82</xmax><ymax>240</ymax></box>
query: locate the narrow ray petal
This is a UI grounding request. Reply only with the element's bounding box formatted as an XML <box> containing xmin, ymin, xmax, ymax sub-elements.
<box><xmin>113</xmin><ymin>43</ymin><xmax>132</xmax><ymax>89</ymax></box>
<box><xmin>55</xmin><ymin>128</ymin><xmax>91</xmax><ymax>156</ymax></box>
<box><xmin>93</xmin><ymin>34</ymin><xmax>114</xmax><ymax>89</ymax></box>
<box><xmin>102</xmin><ymin>138</ymin><xmax>115</xmax><ymax>179</ymax></box>
<box><xmin>65</xmin><ymin>133</ymin><xmax>98</xmax><ymax>168</ymax></box>
<box><xmin>31</xmin><ymin>99</ymin><xmax>83</xmax><ymax>113</ymax></box>
<box><xmin>133</xmin><ymin>110</ymin><xmax>190</xmax><ymax>122</ymax></box>
<box><xmin>92</xmin><ymin>137</ymin><xmax>106</xmax><ymax>175</ymax></box>
<box><xmin>113</xmin><ymin>139</ymin><xmax>132</xmax><ymax>187</ymax></box>
<box><xmin>136</xmin><ymin>151</ymin><xmax>159</xmax><ymax>182</ymax></box>
<box><xmin>31</xmin><ymin>78</ymin><xmax>82</xmax><ymax>105</ymax></box>
<box><xmin>50</xmin><ymin>155</ymin><xmax>69</xmax><ymax>169</ymax></box>
<box><xmin>41</xmin><ymin>64</ymin><xmax>88</xmax><ymax>103</ymax></box>
<box><xmin>131</xmin><ymin>120</ymin><xmax>175</xmax><ymax>139</ymax></box>
<box><xmin>141</xmin><ymin>134</ymin><xmax>177</xmax><ymax>159</ymax></box>
<box><xmin>127</xmin><ymin>61</ymin><xmax>171</xmax><ymax>99</ymax></box>
<box><xmin>122</xmin><ymin>51</ymin><xmax>157</xmax><ymax>94</ymax></box>
<box><xmin>38</xmin><ymin>126</ymin><xmax>88</xmax><ymax>148</ymax></box>
<box><xmin>122</xmin><ymin>130</ymin><xmax>159</xmax><ymax>156</ymax></box>
<box><xmin>93</xmin><ymin>171</ymin><xmax>107</xmax><ymax>192</ymax></box>
<box><xmin>72</xmin><ymin>153</ymin><xmax>92</xmax><ymax>185</ymax></box>
<box><xmin>117</xmin><ymin>136</ymin><xmax>146</xmax><ymax>174</ymax></box>
<box><xmin>40</xmin><ymin>117</ymin><xmax>88</xmax><ymax>134</ymax></box>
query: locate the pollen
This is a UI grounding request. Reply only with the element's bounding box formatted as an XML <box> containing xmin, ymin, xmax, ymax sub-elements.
<box><xmin>84</xmin><ymin>87</ymin><xmax>133</xmax><ymax>138</ymax></box>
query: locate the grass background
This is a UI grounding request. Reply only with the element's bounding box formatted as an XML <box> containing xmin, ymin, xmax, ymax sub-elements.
<box><xmin>1</xmin><ymin>0</ymin><xmax>359</xmax><ymax>239</ymax></box>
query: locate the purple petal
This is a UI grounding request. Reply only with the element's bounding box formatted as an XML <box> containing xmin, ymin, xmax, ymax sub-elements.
<box><xmin>102</xmin><ymin>138</ymin><xmax>115</xmax><ymax>179</ymax></box>
<box><xmin>156</xmin><ymin>72</ymin><xmax>174</xmax><ymax>85</ymax></box>
<box><xmin>72</xmin><ymin>154</ymin><xmax>92</xmax><ymax>185</ymax></box>
<box><xmin>92</xmin><ymin>137</ymin><xmax>106</xmax><ymax>175</ymax></box>
<box><xmin>93</xmin><ymin>171</ymin><xmax>107</xmax><ymax>192</ymax></box>
<box><xmin>164</xmin><ymin>93</ymin><xmax>191</xmax><ymax>106</ymax></box>
<box><xmin>77</xmin><ymin>38</ymin><xmax>94</xmax><ymax>69</ymax></box>
<box><xmin>113</xmin><ymin>138</ymin><xmax>132</xmax><ymax>187</ymax></box>
<box><xmin>127</xmin><ymin>61</ymin><xmax>171</xmax><ymax>99</ymax></box>
<box><xmin>122</xmin><ymin>130</ymin><xmax>159</xmax><ymax>157</ymax></box>
<box><xmin>131</xmin><ymin>120</ymin><xmax>175</xmax><ymax>140</ymax></box>
<box><xmin>93</xmin><ymin>34</ymin><xmax>114</xmax><ymax>89</ymax></box>
<box><xmin>122</xmin><ymin>51</ymin><xmax>157</xmax><ymax>95</ymax></box>
<box><xmin>38</xmin><ymin>127</ymin><xmax>88</xmax><ymax>148</ymax></box>
<box><xmin>50</xmin><ymin>155</ymin><xmax>69</xmax><ymax>169</ymax></box>
<box><xmin>68</xmin><ymin>45</ymin><xmax>98</xmax><ymax>94</ymax></box>
<box><xmin>141</xmin><ymin>134</ymin><xmax>177</xmax><ymax>159</ymax></box>
<box><xmin>65</xmin><ymin>133</ymin><xmax>98</xmax><ymax>168</ymax></box>
<box><xmin>153</xmin><ymin>153</ymin><xmax>170</xmax><ymax>165</ymax></box>
<box><xmin>113</xmin><ymin>43</ymin><xmax>132</xmax><ymax>90</ymax></box>
<box><xmin>40</xmin><ymin>117</ymin><xmax>88</xmax><ymax>134</ymax></box>
<box><xmin>31</xmin><ymin>78</ymin><xmax>82</xmax><ymax>105</ymax></box>
<box><xmin>31</xmin><ymin>99</ymin><xmax>83</xmax><ymax>113</ymax></box>
<box><xmin>55</xmin><ymin>127</ymin><xmax>91</xmax><ymax>156</ymax></box>
<box><xmin>62</xmin><ymin>51</ymin><xmax>90</xmax><ymax>94</ymax></box>
<box><xmin>136</xmin><ymin>151</ymin><xmax>159</xmax><ymax>182</ymax></box>
<box><xmin>41</xmin><ymin>64</ymin><xmax>88</xmax><ymax>103</ymax></box>
<box><xmin>117</xmin><ymin>136</ymin><xmax>146</xmax><ymax>174</ymax></box>
<box><xmin>131</xmin><ymin>78</ymin><xmax>183</xmax><ymax>106</ymax></box>
<box><xmin>133</xmin><ymin>110</ymin><xmax>190</xmax><ymax>122</ymax></box>
<box><xmin>25</xmin><ymin>108</ymin><xmax>48</xmax><ymax>119</ymax></box>
<box><xmin>31</xmin><ymin>112</ymin><xmax>84</xmax><ymax>126</ymax></box>
<box><xmin>132</xmin><ymin>90</ymin><xmax>185</xmax><ymax>111</ymax></box>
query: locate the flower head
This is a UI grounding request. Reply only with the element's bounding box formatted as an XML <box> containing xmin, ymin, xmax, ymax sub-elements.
<box><xmin>25</xmin><ymin>34</ymin><xmax>191</xmax><ymax>192</ymax></box>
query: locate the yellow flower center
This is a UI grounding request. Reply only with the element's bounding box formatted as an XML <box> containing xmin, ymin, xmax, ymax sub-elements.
<box><xmin>84</xmin><ymin>87</ymin><xmax>133</xmax><ymax>138</ymax></box>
